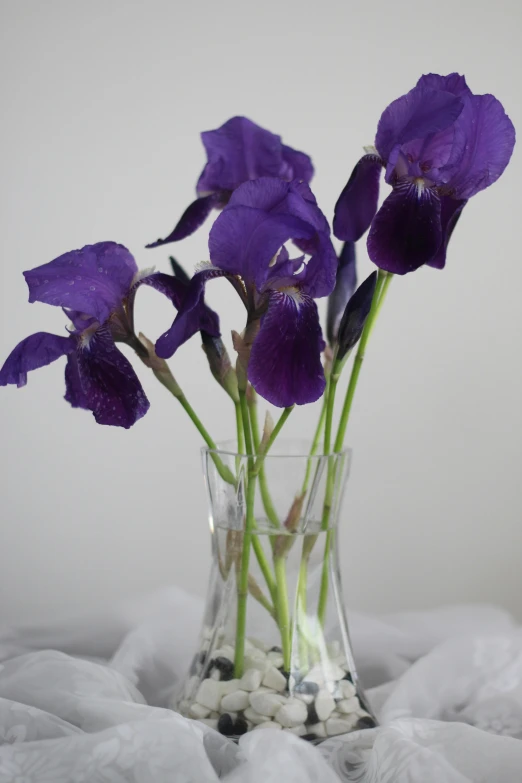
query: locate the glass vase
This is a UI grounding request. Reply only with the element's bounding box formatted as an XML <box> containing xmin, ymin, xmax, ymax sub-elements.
<box><xmin>173</xmin><ymin>440</ymin><xmax>376</xmax><ymax>743</ymax></box>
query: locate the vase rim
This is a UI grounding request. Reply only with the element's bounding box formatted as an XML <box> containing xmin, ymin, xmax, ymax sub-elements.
<box><xmin>202</xmin><ymin>438</ymin><xmax>351</xmax><ymax>460</ymax></box>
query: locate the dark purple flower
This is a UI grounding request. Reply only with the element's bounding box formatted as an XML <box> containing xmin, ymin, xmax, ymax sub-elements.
<box><xmin>0</xmin><ymin>242</ymin><xmax>219</xmax><ymax>427</ymax></box>
<box><xmin>155</xmin><ymin>178</ymin><xmax>337</xmax><ymax>407</ymax></box>
<box><xmin>146</xmin><ymin>116</ymin><xmax>314</xmax><ymax>248</ymax></box>
<box><xmin>334</xmin><ymin>73</ymin><xmax>516</xmax><ymax>274</ymax></box>
<box><xmin>336</xmin><ymin>272</ymin><xmax>377</xmax><ymax>360</ymax></box>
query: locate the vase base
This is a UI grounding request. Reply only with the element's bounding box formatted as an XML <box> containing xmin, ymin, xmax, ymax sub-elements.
<box><xmin>174</xmin><ymin>634</ymin><xmax>377</xmax><ymax>741</ymax></box>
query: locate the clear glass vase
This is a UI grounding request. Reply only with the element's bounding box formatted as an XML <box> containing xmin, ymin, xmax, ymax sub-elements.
<box><xmin>173</xmin><ymin>440</ymin><xmax>376</xmax><ymax>743</ymax></box>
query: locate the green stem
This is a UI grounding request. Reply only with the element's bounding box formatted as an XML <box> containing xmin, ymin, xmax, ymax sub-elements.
<box><xmin>235</xmin><ymin>401</ymin><xmax>245</xmax><ymax>454</ymax></box>
<box><xmin>176</xmin><ymin>394</ymin><xmax>235</xmax><ymax>485</ymax></box>
<box><xmin>274</xmin><ymin>555</ymin><xmax>291</xmax><ymax>671</ymax></box>
<box><xmin>253</xmin><ymin>406</ymin><xmax>294</xmax><ymax>473</ymax></box>
<box><xmin>297</xmin><ymin>554</ymin><xmax>310</xmax><ymax>670</ymax></box>
<box><xmin>301</xmin><ymin>375</ymin><xmax>329</xmax><ymax>495</ymax></box>
<box><xmin>333</xmin><ymin>270</ymin><xmax>391</xmax><ymax>453</ymax></box>
<box><xmin>234</xmin><ymin>389</ymin><xmax>256</xmax><ymax>678</ymax></box>
<box><xmin>248</xmin><ymin>391</ymin><xmax>279</xmax><ymax>528</ymax></box>
<box><xmin>316</xmin><ymin>270</ymin><xmax>392</xmax><ymax>626</ymax></box>
<box><xmin>238</xmin><ymin>391</ymin><xmax>278</xmax><ymax>605</ymax></box>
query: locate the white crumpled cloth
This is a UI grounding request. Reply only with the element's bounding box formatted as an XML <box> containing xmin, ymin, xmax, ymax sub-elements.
<box><xmin>1</xmin><ymin>588</ymin><xmax>522</xmax><ymax>782</ymax></box>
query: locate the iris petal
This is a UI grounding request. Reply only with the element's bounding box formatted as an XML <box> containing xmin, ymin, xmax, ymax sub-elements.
<box><xmin>155</xmin><ymin>268</ymin><xmax>222</xmax><ymax>359</ymax></box>
<box><xmin>427</xmin><ymin>197</ymin><xmax>467</xmax><ymax>270</ymax></box>
<box><xmin>333</xmin><ymin>154</ymin><xmax>382</xmax><ymax>242</ymax></box>
<box><xmin>0</xmin><ymin>332</ymin><xmax>74</xmax><ymax>388</ymax></box>
<box><xmin>375</xmin><ymin>86</ymin><xmax>464</xmax><ymax>163</ymax></box>
<box><xmin>445</xmin><ymin>94</ymin><xmax>516</xmax><ymax>200</ymax></box>
<box><xmin>75</xmin><ymin>326</ymin><xmax>149</xmax><ymax>428</ymax></box>
<box><xmin>146</xmin><ymin>194</ymin><xmax>222</xmax><ymax>248</ymax></box>
<box><xmin>367</xmin><ymin>182</ymin><xmax>442</xmax><ymax>274</ymax></box>
<box><xmin>24</xmin><ymin>242</ymin><xmax>138</xmax><ymax>325</ymax></box>
<box><xmin>248</xmin><ymin>291</ymin><xmax>325</xmax><ymax>407</ymax></box>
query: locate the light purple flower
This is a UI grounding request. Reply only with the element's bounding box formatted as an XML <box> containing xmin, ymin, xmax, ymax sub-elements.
<box><xmin>334</xmin><ymin>73</ymin><xmax>516</xmax><ymax>274</ymax></box>
<box><xmin>155</xmin><ymin>178</ymin><xmax>337</xmax><ymax>407</ymax></box>
<box><xmin>146</xmin><ymin>116</ymin><xmax>314</xmax><ymax>248</ymax></box>
<box><xmin>0</xmin><ymin>242</ymin><xmax>219</xmax><ymax>427</ymax></box>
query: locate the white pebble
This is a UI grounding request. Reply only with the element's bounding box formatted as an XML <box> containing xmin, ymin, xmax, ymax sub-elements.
<box><xmin>220</xmin><ymin>679</ymin><xmax>240</xmax><ymax>696</ymax></box>
<box><xmin>244</xmin><ymin>654</ymin><xmax>269</xmax><ymax>673</ymax></box>
<box><xmin>199</xmin><ymin>718</ymin><xmax>218</xmax><ymax>729</ymax></box>
<box><xmin>240</xmin><ymin>669</ymin><xmax>263</xmax><ymax>692</ymax></box>
<box><xmin>262</xmin><ymin>666</ymin><xmax>287</xmax><ymax>692</ymax></box>
<box><xmin>250</xmin><ymin>691</ymin><xmax>287</xmax><ymax>717</ymax></box>
<box><xmin>244</xmin><ymin>706</ymin><xmax>271</xmax><ymax>725</ymax></box>
<box><xmin>326</xmin><ymin>717</ymin><xmax>357</xmax><ymax>736</ymax></box>
<box><xmin>339</xmin><ymin>680</ymin><xmax>356</xmax><ymax>699</ymax></box>
<box><xmin>284</xmin><ymin>724</ymin><xmax>307</xmax><ymax>736</ymax></box>
<box><xmin>254</xmin><ymin>721</ymin><xmax>282</xmax><ymax>730</ymax></box>
<box><xmin>195</xmin><ymin>679</ymin><xmax>222</xmax><ymax>712</ymax></box>
<box><xmin>294</xmin><ymin>691</ymin><xmax>314</xmax><ymax>705</ymax></box>
<box><xmin>267</xmin><ymin>651</ymin><xmax>284</xmax><ymax>668</ymax></box>
<box><xmin>189</xmin><ymin>703</ymin><xmax>211</xmax><ymax>719</ymax></box>
<box><xmin>337</xmin><ymin>696</ymin><xmax>360</xmax><ymax>715</ymax></box>
<box><xmin>308</xmin><ymin>722</ymin><xmax>327</xmax><ymax>738</ymax></box>
<box><xmin>315</xmin><ymin>690</ymin><xmax>336</xmax><ymax>721</ymax></box>
<box><xmin>221</xmin><ymin>690</ymin><xmax>250</xmax><ymax>711</ymax></box>
<box><xmin>276</xmin><ymin>699</ymin><xmax>308</xmax><ymax>728</ymax></box>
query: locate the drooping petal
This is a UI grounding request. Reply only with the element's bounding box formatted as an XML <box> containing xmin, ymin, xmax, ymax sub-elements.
<box><xmin>326</xmin><ymin>242</ymin><xmax>357</xmax><ymax>345</ymax></box>
<box><xmin>427</xmin><ymin>197</ymin><xmax>467</xmax><ymax>269</ymax></box>
<box><xmin>145</xmin><ymin>194</ymin><xmax>222</xmax><ymax>248</ymax></box>
<box><xmin>0</xmin><ymin>332</ymin><xmax>74</xmax><ymax>388</ymax></box>
<box><xmin>444</xmin><ymin>94</ymin><xmax>516</xmax><ymax>200</ymax></box>
<box><xmin>155</xmin><ymin>268</ymin><xmax>223</xmax><ymax>358</ymax></box>
<box><xmin>24</xmin><ymin>242</ymin><xmax>138</xmax><ymax>324</ymax></box>
<box><xmin>367</xmin><ymin>182</ymin><xmax>442</xmax><ymax>274</ymax></box>
<box><xmin>375</xmin><ymin>85</ymin><xmax>464</xmax><ymax>163</ymax></box>
<box><xmin>337</xmin><ymin>272</ymin><xmax>377</xmax><ymax>360</ymax></box>
<box><xmin>333</xmin><ymin>155</ymin><xmax>382</xmax><ymax>242</ymax></box>
<box><xmin>281</xmin><ymin>144</ymin><xmax>314</xmax><ymax>183</ymax></box>
<box><xmin>75</xmin><ymin>326</ymin><xmax>149</xmax><ymax>428</ymax></box>
<box><xmin>248</xmin><ymin>291</ymin><xmax>325</xmax><ymax>407</ymax></box>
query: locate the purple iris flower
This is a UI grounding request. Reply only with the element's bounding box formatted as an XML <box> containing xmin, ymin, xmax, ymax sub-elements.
<box><xmin>0</xmin><ymin>242</ymin><xmax>219</xmax><ymax>427</ymax></box>
<box><xmin>146</xmin><ymin>116</ymin><xmax>314</xmax><ymax>248</ymax></box>
<box><xmin>155</xmin><ymin>177</ymin><xmax>337</xmax><ymax>408</ymax></box>
<box><xmin>334</xmin><ymin>73</ymin><xmax>516</xmax><ymax>274</ymax></box>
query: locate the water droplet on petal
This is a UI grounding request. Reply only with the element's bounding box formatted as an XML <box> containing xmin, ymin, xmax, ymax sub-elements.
<box><xmin>43</xmin><ymin>279</ymin><xmax>49</xmax><ymax>284</ymax></box>
<box><xmin>76</xmin><ymin>275</ymin><xmax>82</xmax><ymax>280</ymax></box>
<box><xmin>89</xmin><ymin>286</ymin><xmax>96</xmax><ymax>291</ymax></box>
<box><xmin>69</xmin><ymin>280</ymin><xmax>75</xmax><ymax>285</ymax></box>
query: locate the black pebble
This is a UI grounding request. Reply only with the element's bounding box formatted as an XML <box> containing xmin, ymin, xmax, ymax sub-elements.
<box><xmin>343</xmin><ymin>671</ymin><xmax>353</xmax><ymax>683</ymax></box>
<box><xmin>217</xmin><ymin>713</ymin><xmax>235</xmax><ymax>736</ymax></box>
<box><xmin>356</xmin><ymin>716</ymin><xmax>376</xmax><ymax>730</ymax></box>
<box><xmin>234</xmin><ymin>717</ymin><xmax>248</xmax><ymax>736</ymax></box>
<box><xmin>269</xmin><ymin>645</ymin><xmax>282</xmax><ymax>653</ymax></box>
<box><xmin>295</xmin><ymin>681</ymin><xmax>319</xmax><ymax>696</ymax></box>
<box><xmin>212</xmin><ymin>656</ymin><xmax>234</xmax><ymax>680</ymax></box>
<box><xmin>278</xmin><ymin>668</ymin><xmax>290</xmax><ymax>682</ymax></box>
<box><xmin>307</xmin><ymin>702</ymin><xmax>319</xmax><ymax>725</ymax></box>
<box><xmin>301</xmin><ymin>733</ymin><xmax>318</xmax><ymax>741</ymax></box>
<box><xmin>198</xmin><ymin>651</ymin><xmax>208</xmax><ymax>665</ymax></box>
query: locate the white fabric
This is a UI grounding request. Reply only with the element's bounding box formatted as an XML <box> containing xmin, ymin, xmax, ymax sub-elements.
<box><xmin>1</xmin><ymin>589</ymin><xmax>521</xmax><ymax>782</ymax></box>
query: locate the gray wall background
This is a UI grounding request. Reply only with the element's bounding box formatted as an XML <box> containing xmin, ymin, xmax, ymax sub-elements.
<box><xmin>1</xmin><ymin>0</ymin><xmax>521</xmax><ymax>625</ymax></box>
